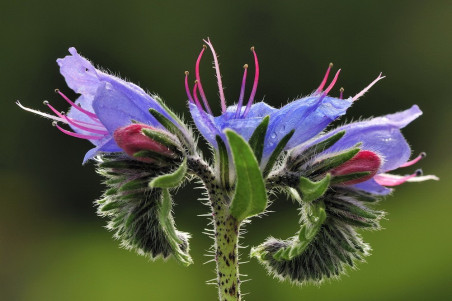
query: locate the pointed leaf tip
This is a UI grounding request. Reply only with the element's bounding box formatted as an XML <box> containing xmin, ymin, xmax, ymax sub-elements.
<box><xmin>299</xmin><ymin>174</ymin><xmax>331</xmax><ymax>203</ymax></box>
<box><xmin>150</xmin><ymin>158</ymin><xmax>187</xmax><ymax>188</ymax></box>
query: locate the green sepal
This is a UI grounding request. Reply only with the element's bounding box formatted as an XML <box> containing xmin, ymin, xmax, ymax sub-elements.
<box><xmin>248</xmin><ymin>115</ymin><xmax>270</xmax><ymax>164</ymax></box>
<box><xmin>263</xmin><ymin>129</ymin><xmax>295</xmax><ymax>178</ymax></box>
<box><xmin>310</xmin><ymin>147</ymin><xmax>360</xmax><ymax>176</ymax></box>
<box><xmin>141</xmin><ymin>128</ymin><xmax>182</xmax><ymax>155</ymax></box>
<box><xmin>154</xmin><ymin>95</ymin><xmax>185</xmax><ymax>126</ymax></box>
<box><xmin>288</xmin><ymin>131</ymin><xmax>345</xmax><ymax>170</ymax></box>
<box><xmin>330</xmin><ymin>171</ymin><xmax>371</xmax><ymax>185</ymax></box>
<box><xmin>226</xmin><ymin>130</ymin><xmax>268</xmax><ymax>221</ymax></box>
<box><xmin>215</xmin><ymin>136</ymin><xmax>230</xmax><ymax>189</ymax></box>
<box><xmin>150</xmin><ymin>158</ymin><xmax>187</xmax><ymax>188</ymax></box>
<box><xmin>298</xmin><ymin>174</ymin><xmax>331</xmax><ymax>203</ymax></box>
<box><xmin>158</xmin><ymin>189</ymin><xmax>193</xmax><ymax>266</ymax></box>
<box><xmin>133</xmin><ymin>150</ymin><xmax>175</xmax><ymax>163</ymax></box>
<box><xmin>149</xmin><ymin>108</ymin><xmax>192</xmax><ymax>151</ymax></box>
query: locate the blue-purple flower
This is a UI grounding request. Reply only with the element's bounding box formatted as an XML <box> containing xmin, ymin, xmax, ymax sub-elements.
<box><xmin>18</xmin><ymin>47</ymin><xmax>186</xmax><ymax>163</ymax></box>
<box><xmin>293</xmin><ymin>105</ymin><xmax>439</xmax><ymax>194</ymax></box>
<box><xmin>186</xmin><ymin>39</ymin><xmax>384</xmax><ymax>167</ymax></box>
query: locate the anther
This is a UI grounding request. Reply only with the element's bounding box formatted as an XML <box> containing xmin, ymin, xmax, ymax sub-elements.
<box><xmin>203</xmin><ymin>45</ymin><xmax>207</xmax><ymax>49</ymax></box>
<box><xmin>52</xmin><ymin>121</ymin><xmax>57</xmax><ymax>126</ymax></box>
<box><xmin>250</xmin><ymin>46</ymin><xmax>255</xmax><ymax>51</ymax></box>
<box><xmin>420</xmin><ymin>152</ymin><xmax>427</xmax><ymax>158</ymax></box>
<box><xmin>243</xmin><ymin>64</ymin><xmax>248</xmax><ymax>69</ymax></box>
<box><xmin>415</xmin><ymin>169</ymin><xmax>423</xmax><ymax>176</ymax></box>
<box><xmin>399</xmin><ymin>152</ymin><xmax>427</xmax><ymax>168</ymax></box>
<box><xmin>54</xmin><ymin>89</ymin><xmax>60</xmax><ymax>93</ymax></box>
<box><xmin>185</xmin><ymin>71</ymin><xmax>189</xmax><ymax>76</ymax></box>
<box><xmin>43</xmin><ymin>100</ymin><xmax>49</xmax><ymax>105</ymax></box>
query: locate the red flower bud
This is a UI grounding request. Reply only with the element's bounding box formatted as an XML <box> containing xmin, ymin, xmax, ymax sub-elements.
<box><xmin>113</xmin><ymin>124</ymin><xmax>176</xmax><ymax>163</ymax></box>
<box><xmin>330</xmin><ymin>150</ymin><xmax>381</xmax><ymax>185</ymax></box>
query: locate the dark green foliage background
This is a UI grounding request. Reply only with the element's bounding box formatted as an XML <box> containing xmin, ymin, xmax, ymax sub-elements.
<box><xmin>1</xmin><ymin>0</ymin><xmax>450</xmax><ymax>300</ymax></box>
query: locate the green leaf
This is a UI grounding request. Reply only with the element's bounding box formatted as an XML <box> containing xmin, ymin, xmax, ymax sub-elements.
<box><xmin>150</xmin><ymin>158</ymin><xmax>187</xmax><ymax>188</ymax></box>
<box><xmin>215</xmin><ymin>136</ymin><xmax>230</xmax><ymax>189</ymax></box>
<box><xmin>158</xmin><ymin>189</ymin><xmax>193</xmax><ymax>266</ymax></box>
<box><xmin>288</xmin><ymin>131</ymin><xmax>345</xmax><ymax>170</ymax></box>
<box><xmin>141</xmin><ymin>128</ymin><xmax>182</xmax><ymax>155</ymax></box>
<box><xmin>298</xmin><ymin>174</ymin><xmax>331</xmax><ymax>203</ymax></box>
<box><xmin>330</xmin><ymin>171</ymin><xmax>371</xmax><ymax>185</ymax></box>
<box><xmin>149</xmin><ymin>109</ymin><xmax>192</xmax><ymax>151</ymax></box>
<box><xmin>263</xmin><ymin>129</ymin><xmax>295</xmax><ymax>178</ymax></box>
<box><xmin>310</xmin><ymin>147</ymin><xmax>360</xmax><ymax>176</ymax></box>
<box><xmin>248</xmin><ymin>115</ymin><xmax>270</xmax><ymax>163</ymax></box>
<box><xmin>226</xmin><ymin>130</ymin><xmax>268</xmax><ymax>221</ymax></box>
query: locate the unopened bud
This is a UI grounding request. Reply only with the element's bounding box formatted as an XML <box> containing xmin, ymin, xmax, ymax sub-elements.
<box><xmin>113</xmin><ymin>124</ymin><xmax>181</xmax><ymax>163</ymax></box>
<box><xmin>330</xmin><ymin>150</ymin><xmax>381</xmax><ymax>185</ymax></box>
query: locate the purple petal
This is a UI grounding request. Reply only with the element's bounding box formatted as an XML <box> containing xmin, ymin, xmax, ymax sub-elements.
<box><xmin>351</xmin><ymin>178</ymin><xmax>392</xmax><ymax>195</ymax></box>
<box><xmin>57</xmin><ymin>47</ymin><xmax>101</xmax><ymax>96</ymax></box>
<box><xmin>263</xmin><ymin>95</ymin><xmax>353</xmax><ymax>158</ymax></box>
<box><xmin>82</xmin><ymin>137</ymin><xmax>122</xmax><ymax>164</ymax></box>
<box><xmin>92</xmin><ymin>82</ymin><xmax>160</xmax><ymax>134</ymax></box>
<box><xmin>188</xmin><ymin>103</ymin><xmax>220</xmax><ymax>146</ymax></box>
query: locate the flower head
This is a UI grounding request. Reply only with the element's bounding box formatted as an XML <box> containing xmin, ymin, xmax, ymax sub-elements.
<box><xmin>18</xmin><ymin>47</ymin><xmax>189</xmax><ymax>163</ymax></box>
<box><xmin>186</xmin><ymin>39</ymin><xmax>384</xmax><ymax>167</ymax></box>
<box><xmin>292</xmin><ymin>105</ymin><xmax>439</xmax><ymax>195</ymax></box>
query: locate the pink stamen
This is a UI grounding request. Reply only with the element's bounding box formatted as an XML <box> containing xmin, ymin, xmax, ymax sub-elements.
<box><xmin>195</xmin><ymin>46</ymin><xmax>213</xmax><ymax>115</ymax></box>
<box><xmin>63</xmin><ymin>116</ymin><xmax>109</xmax><ymax>134</ymax></box>
<box><xmin>53</xmin><ymin>122</ymin><xmax>103</xmax><ymax>140</ymax></box>
<box><xmin>55</xmin><ymin>89</ymin><xmax>100</xmax><ymax>122</ymax></box>
<box><xmin>184</xmin><ymin>71</ymin><xmax>195</xmax><ymax>104</ymax></box>
<box><xmin>204</xmin><ymin>38</ymin><xmax>227</xmax><ymax>113</ymax></box>
<box><xmin>352</xmin><ymin>73</ymin><xmax>385</xmax><ymax>101</ymax></box>
<box><xmin>242</xmin><ymin>47</ymin><xmax>259</xmax><ymax>118</ymax></box>
<box><xmin>44</xmin><ymin>101</ymin><xmax>108</xmax><ymax>134</ymax></box>
<box><xmin>235</xmin><ymin>64</ymin><xmax>248</xmax><ymax>118</ymax></box>
<box><xmin>399</xmin><ymin>152</ymin><xmax>426</xmax><ymax>168</ymax></box>
<box><xmin>316</xmin><ymin>63</ymin><xmax>333</xmax><ymax>93</ymax></box>
<box><xmin>374</xmin><ymin>169</ymin><xmax>422</xmax><ymax>186</ymax></box>
<box><xmin>339</xmin><ymin>87</ymin><xmax>344</xmax><ymax>99</ymax></box>
<box><xmin>323</xmin><ymin>69</ymin><xmax>341</xmax><ymax>96</ymax></box>
<box><xmin>192</xmin><ymin>81</ymin><xmax>204</xmax><ymax>111</ymax></box>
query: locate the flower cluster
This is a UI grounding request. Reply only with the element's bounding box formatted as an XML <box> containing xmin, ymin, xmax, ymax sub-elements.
<box><xmin>19</xmin><ymin>40</ymin><xmax>438</xmax><ymax>295</ymax></box>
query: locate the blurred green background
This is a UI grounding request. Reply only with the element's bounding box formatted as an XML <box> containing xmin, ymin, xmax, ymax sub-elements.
<box><xmin>1</xmin><ymin>0</ymin><xmax>451</xmax><ymax>300</ymax></box>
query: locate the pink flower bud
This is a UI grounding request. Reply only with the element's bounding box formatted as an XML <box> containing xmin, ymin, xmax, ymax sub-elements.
<box><xmin>113</xmin><ymin>124</ymin><xmax>176</xmax><ymax>163</ymax></box>
<box><xmin>330</xmin><ymin>150</ymin><xmax>382</xmax><ymax>185</ymax></box>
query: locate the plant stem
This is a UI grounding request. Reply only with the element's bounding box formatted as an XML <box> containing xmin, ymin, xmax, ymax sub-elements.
<box><xmin>187</xmin><ymin>156</ymin><xmax>241</xmax><ymax>301</ymax></box>
<box><xmin>213</xmin><ymin>201</ymin><xmax>241</xmax><ymax>301</ymax></box>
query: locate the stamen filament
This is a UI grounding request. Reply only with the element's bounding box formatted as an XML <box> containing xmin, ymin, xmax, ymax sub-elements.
<box><xmin>55</xmin><ymin>89</ymin><xmax>101</xmax><ymax>122</ymax></box>
<box><xmin>374</xmin><ymin>169</ymin><xmax>422</xmax><ymax>186</ymax></box>
<box><xmin>185</xmin><ymin>71</ymin><xmax>195</xmax><ymax>104</ymax></box>
<box><xmin>44</xmin><ymin>101</ymin><xmax>108</xmax><ymax>134</ymax></box>
<box><xmin>204</xmin><ymin>38</ymin><xmax>227</xmax><ymax>113</ymax></box>
<box><xmin>195</xmin><ymin>46</ymin><xmax>213</xmax><ymax>115</ymax></box>
<box><xmin>323</xmin><ymin>69</ymin><xmax>341</xmax><ymax>96</ymax></box>
<box><xmin>52</xmin><ymin>121</ymin><xmax>103</xmax><ymax>140</ymax></box>
<box><xmin>235</xmin><ymin>64</ymin><xmax>248</xmax><ymax>118</ymax></box>
<box><xmin>352</xmin><ymin>73</ymin><xmax>385</xmax><ymax>101</ymax></box>
<box><xmin>339</xmin><ymin>87</ymin><xmax>344</xmax><ymax>99</ymax></box>
<box><xmin>316</xmin><ymin>63</ymin><xmax>333</xmax><ymax>93</ymax></box>
<box><xmin>192</xmin><ymin>81</ymin><xmax>204</xmax><ymax>111</ymax></box>
<box><xmin>399</xmin><ymin>152</ymin><xmax>426</xmax><ymax>168</ymax></box>
<box><xmin>242</xmin><ymin>47</ymin><xmax>259</xmax><ymax>118</ymax></box>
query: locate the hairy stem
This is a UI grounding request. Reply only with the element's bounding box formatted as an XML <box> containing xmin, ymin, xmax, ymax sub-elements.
<box><xmin>187</xmin><ymin>156</ymin><xmax>241</xmax><ymax>301</ymax></box>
